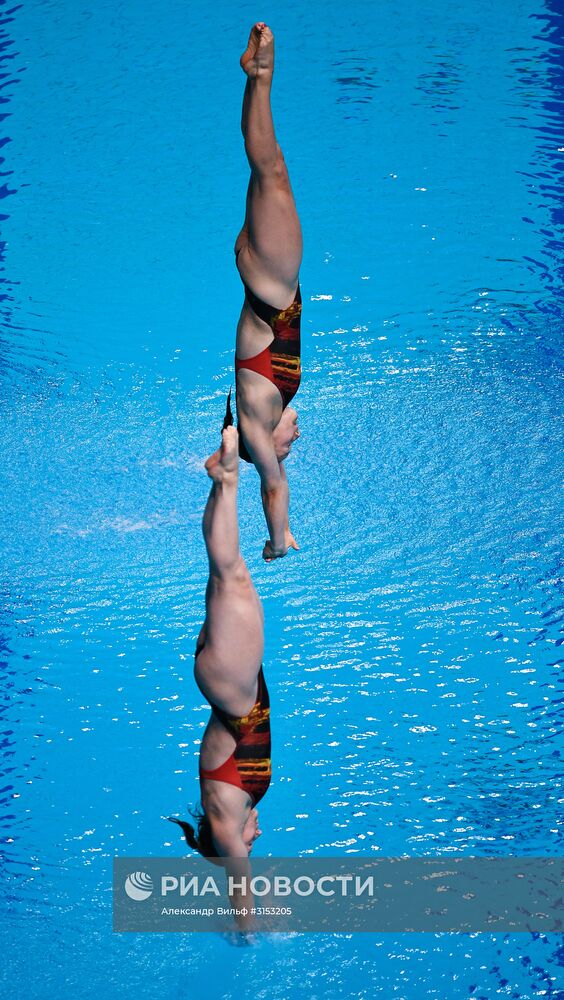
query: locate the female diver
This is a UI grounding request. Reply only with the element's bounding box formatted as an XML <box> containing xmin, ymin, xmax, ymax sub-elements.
<box><xmin>169</xmin><ymin>425</ymin><xmax>270</xmax><ymax>858</ymax></box>
<box><xmin>233</xmin><ymin>22</ymin><xmax>303</xmax><ymax>562</ymax></box>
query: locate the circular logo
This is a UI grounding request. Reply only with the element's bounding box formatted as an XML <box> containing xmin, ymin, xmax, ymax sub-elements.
<box><xmin>125</xmin><ymin>871</ymin><xmax>153</xmax><ymax>901</ymax></box>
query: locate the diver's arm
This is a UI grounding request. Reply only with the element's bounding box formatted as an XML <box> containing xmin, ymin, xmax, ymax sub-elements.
<box><xmin>264</xmin><ymin>462</ymin><xmax>299</xmax><ymax>560</ymax></box>
<box><xmin>260</xmin><ymin>468</ymin><xmax>288</xmax><ymax>558</ymax></box>
<box><xmin>238</xmin><ymin>415</ymin><xmax>288</xmax><ymax>557</ymax></box>
<box><xmin>211</xmin><ymin>826</ymin><xmax>255</xmax><ymax>931</ymax></box>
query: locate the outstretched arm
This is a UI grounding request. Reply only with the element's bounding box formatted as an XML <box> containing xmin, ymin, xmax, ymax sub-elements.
<box><xmin>262</xmin><ymin>463</ymin><xmax>298</xmax><ymax>561</ymax></box>
<box><xmin>210</xmin><ymin>821</ymin><xmax>256</xmax><ymax>932</ymax></box>
<box><xmin>261</xmin><ymin>474</ymin><xmax>290</xmax><ymax>562</ymax></box>
<box><xmin>238</xmin><ymin>416</ymin><xmax>289</xmax><ymax>559</ymax></box>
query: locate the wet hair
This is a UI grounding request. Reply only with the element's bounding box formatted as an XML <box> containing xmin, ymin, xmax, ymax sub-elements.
<box><xmin>222</xmin><ymin>388</ymin><xmax>234</xmax><ymax>431</ymax></box>
<box><xmin>168</xmin><ymin>806</ymin><xmax>218</xmax><ymax>859</ymax></box>
<box><xmin>221</xmin><ymin>388</ymin><xmax>254</xmax><ymax>464</ymax></box>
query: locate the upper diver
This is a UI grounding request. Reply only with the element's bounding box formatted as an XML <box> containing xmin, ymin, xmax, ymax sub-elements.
<box><xmin>233</xmin><ymin>22</ymin><xmax>303</xmax><ymax>562</ymax></box>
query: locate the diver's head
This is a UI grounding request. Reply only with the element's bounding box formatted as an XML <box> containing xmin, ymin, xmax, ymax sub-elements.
<box><xmin>272</xmin><ymin>407</ymin><xmax>300</xmax><ymax>461</ymax></box>
<box><xmin>242</xmin><ymin>808</ymin><xmax>262</xmax><ymax>854</ymax></box>
<box><xmin>168</xmin><ymin>805</ymin><xmax>262</xmax><ymax>858</ymax></box>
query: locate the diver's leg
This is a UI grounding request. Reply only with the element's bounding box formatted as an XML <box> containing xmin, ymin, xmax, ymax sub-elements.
<box><xmin>236</xmin><ymin>23</ymin><xmax>302</xmax><ymax>296</ymax></box>
<box><xmin>202</xmin><ymin>429</ymin><xmax>241</xmax><ymax>579</ymax></box>
<box><xmin>197</xmin><ymin>428</ymin><xmax>263</xmax><ymax>703</ymax></box>
<box><xmin>232</xmin><ymin>83</ymin><xmax>253</xmax><ymax>254</ymax></box>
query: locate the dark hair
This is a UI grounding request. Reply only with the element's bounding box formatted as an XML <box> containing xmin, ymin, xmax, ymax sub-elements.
<box><xmin>168</xmin><ymin>806</ymin><xmax>218</xmax><ymax>859</ymax></box>
<box><xmin>222</xmin><ymin>389</ymin><xmax>252</xmax><ymax>463</ymax></box>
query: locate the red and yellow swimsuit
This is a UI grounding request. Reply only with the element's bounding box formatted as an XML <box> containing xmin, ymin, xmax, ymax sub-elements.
<box><xmin>199</xmin><ymin>663</ymin><xmax>271</xmax><ymax>807</ymax></box>
<box><xmin>235</xmin><ymin>277</ymin><xmax>302</xmax><ymax>464</ymax></box>
<box><xmin>236</xmin><ymin>280</ymin><xmax>302</xmax><ymax>410</ymax></box>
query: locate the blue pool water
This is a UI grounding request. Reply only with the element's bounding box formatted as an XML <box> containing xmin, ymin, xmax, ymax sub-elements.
<box><xmin>1</xmin><ymin>0</ymin><xmax>563</xmax><ymax>995</ymax></box>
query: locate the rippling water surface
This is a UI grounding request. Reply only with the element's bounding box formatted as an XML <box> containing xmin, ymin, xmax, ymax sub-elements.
<box><xmin>1</xmin><ymin>0</ymin><xmax>563</xmax><ymax>996</ymax></box>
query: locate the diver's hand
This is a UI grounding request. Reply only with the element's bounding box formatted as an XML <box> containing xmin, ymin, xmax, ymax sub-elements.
<box><xmin>223</xmin><ymin>929</ymin><xmax>257</xmax><ymax>947</ymax></box>
<box><xmin>285</xmin><ymin>530</ymin><xmax>299</xmax><ymax>554</ymax></box>
<box><xmin>262</xmin><ymin>531</ymin><xmax>299</xmax><ymax>563</ymax></box>
<box><xmin>262</xmin><ymin>540</ymin><xmax>286</xmax><ymax>562</ymax></box>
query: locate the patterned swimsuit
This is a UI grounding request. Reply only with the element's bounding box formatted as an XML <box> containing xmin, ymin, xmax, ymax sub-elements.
<box><xmin>234</xmin><ymin>263</ymin><xmax>302</xmax><ymax>463</ymax></box>
<box><xmin>198</xmin><ymin>646</ymin><xmax>271</xmax><ymax>806</ymax></box>
<box><xmin>236</xmin><ymin>281</ymin><xmax>302</xmax><ymax>410</ymax></box>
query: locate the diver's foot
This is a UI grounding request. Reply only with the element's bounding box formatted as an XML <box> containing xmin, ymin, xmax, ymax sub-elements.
<box><xmin>240</xmin><ymin>23</ymin><xmax>274</xmax><ymax>79</ymax></box>
<box><xmin>205</xmin><ymin>426</ymin><xmax>239</xmax><ymax>483</ymax></box>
